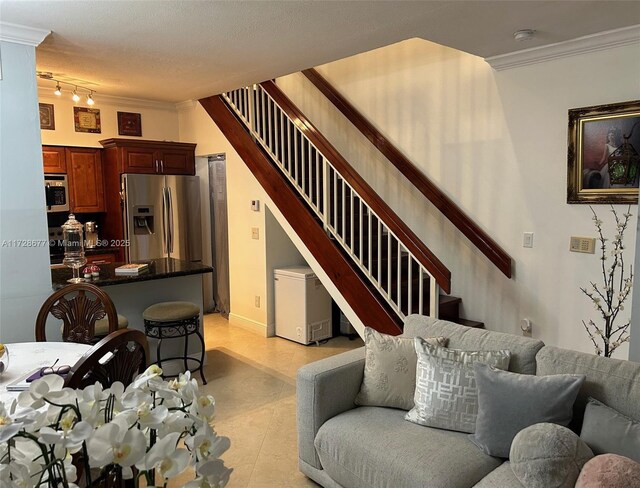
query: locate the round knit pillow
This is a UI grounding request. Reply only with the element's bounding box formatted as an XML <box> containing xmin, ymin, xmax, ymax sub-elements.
<box><xmin>509</xmin><ymin>423</ymin><xmax>594</xmax><ymax>488</ymax></box>
<box><xmin>575</xmin><ymin>454</ymin><xmax>640</xmax><ymax>488</ymax></box>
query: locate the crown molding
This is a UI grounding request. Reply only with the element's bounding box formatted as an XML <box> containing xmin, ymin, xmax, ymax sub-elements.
<box><xmin>486</xmin><ymin>24</ymin><xmax>640</xmax><ymax>71</ymax></box>
<box><xmin>0</xmin><ymin>22</ymin><xmax>50</xmax><ymax>46</ymax></box>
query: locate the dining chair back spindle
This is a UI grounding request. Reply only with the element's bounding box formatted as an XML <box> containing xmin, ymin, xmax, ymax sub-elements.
<box><xmin>35</xmin><ymin>283</ymin><xmax>118</xmax><ymax>344</ymax></box>
<box><xmin>65</xmin><ymin>329</ymin><xmax>150</xmax><ymax>389</ymax></box>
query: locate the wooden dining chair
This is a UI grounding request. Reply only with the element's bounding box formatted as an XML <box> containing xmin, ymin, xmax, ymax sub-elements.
<box><xmin>64</xmin><ymin>329</ymin><xmax>150</xmax><ymax>389</ymax></box>
<box><xmin>35</xmin><ymin>283</ymin><xmax>118</xmax><ymax>344</ymax></box>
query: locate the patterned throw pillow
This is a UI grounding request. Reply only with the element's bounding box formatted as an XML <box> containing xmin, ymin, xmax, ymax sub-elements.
<box><xmin>405</xmin><ymin>338</ymin><xmax>510</xmax><ymax>433</ymax></box>
<box><xmin>355</xmin><ymin>327</ymin><xmax>447</xmax><ymax>410</ymax></box>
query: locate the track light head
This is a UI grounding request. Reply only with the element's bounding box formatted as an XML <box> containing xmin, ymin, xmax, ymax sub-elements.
<box><xmin>54</xmin><ymin>83</ymin><xmax>62</xmax><ymax>96</ymax></box>
<box><xmin>72</xmin><ymin>88</ymin><xmax>80</xmax><ymax>103</ymax></box>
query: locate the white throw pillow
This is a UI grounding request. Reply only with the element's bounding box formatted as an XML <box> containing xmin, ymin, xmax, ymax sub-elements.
<box><xmin>354</xmin><ymin>327</ymin><xmax>447</xmax><ymax>410</ymax></box>
<box><xmin>405</xmin><ymin>337</ymin><xmax>510</xmax><ymax>433</ymax></box>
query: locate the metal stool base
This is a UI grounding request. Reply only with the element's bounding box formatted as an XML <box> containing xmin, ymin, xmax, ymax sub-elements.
<box><xmin>144</xmin><ymin>315</ymin><xmax>207</xmax><ymax>384</ymax></box>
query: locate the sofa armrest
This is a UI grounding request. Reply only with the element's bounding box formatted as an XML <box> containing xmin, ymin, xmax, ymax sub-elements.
<box><xmin>296</xmin><ymin>347</ymin><xmax>365</xmax><ymax>469</ymax></box>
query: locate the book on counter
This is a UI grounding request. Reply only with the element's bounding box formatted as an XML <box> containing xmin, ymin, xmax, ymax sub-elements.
<box><xmin>115</xmin><ymin>263</ymin><xmax>149</xmax><ymax>275</ymax></box>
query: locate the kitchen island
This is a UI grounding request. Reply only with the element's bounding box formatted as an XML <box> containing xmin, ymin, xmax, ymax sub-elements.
<box><xmin>50</xmin><ymin>258</ymin><xmax>213</xmax><ymax>375</ymax></box>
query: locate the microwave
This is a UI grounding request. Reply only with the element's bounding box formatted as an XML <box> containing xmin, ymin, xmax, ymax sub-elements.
<box><xmin>44</xmin><ymin>174</ymin><xmax>70</xmax><ymax>213</ymax></box>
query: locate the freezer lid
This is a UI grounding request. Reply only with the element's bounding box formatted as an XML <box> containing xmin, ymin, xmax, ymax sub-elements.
<box><xmin>274</xmin><ymin>266</ymin><xmax>315</xmax><ymax>279</ymax></box>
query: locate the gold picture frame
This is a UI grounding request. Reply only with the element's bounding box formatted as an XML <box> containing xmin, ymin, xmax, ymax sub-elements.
<box><xmin>74</xmin><ymin>106</ymin><xmax>101</xmax><ymax>133</ymax></box>
<box><xmin>567</xmin><ymin>100</ymin><xmax>640</xmax><ymax>204</ymax></box>
<box><xmin>39</xmin><ymin>103</ymin><xmax>55</xmax><ymax>130</ymax></box>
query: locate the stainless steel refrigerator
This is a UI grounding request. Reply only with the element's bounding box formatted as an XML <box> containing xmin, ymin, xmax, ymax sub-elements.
<box><xmin>122</xmin><ymin>174</ymin><xmax>202</xmax><ymax>262</ymax></box>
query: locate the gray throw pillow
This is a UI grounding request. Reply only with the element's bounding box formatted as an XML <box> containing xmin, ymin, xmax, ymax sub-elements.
<box><xmin>470</xmin><ymin>363</ymin><xmax>585</xmax><ymax>458</ymax></box>
<box><xmin>580</xmin><ymin>398</ymin><xmax>640</xmax><ymax>462</ymax></box>
<box><xmin>355</xmin><ymin>328</ymin><xmax>446</xmax><ymax>410</ymax></box>
<box><xmin>405</xmin><ymin>338</ymin><xmax>511</xmax><ymax>433</ymax></box>
<box><xmin>510</xmin><ymin>423</ymin><xmax>594</xmax><ymax>488</ymax></box>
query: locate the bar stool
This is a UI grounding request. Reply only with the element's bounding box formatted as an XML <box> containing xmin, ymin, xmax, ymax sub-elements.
<box><xmin>142</xmin><ymin>301</ymin><xmax>207</xmax><ymax>384</ymax></box>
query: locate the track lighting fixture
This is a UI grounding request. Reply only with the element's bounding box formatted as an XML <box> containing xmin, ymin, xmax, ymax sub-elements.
<box><xmin>37</xmin><ymin>72</ymin><xmax>98</xmax><ymax>105</ymax></box>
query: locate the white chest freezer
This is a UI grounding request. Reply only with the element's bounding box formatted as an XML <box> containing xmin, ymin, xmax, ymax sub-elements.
<box><xmin>274</xmin><ymin>266</ymin><xmax>332</xmax><ymax>345</ymax></box>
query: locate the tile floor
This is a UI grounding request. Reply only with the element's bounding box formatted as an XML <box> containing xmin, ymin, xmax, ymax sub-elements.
<box><xmin>169</xmin><ymin>313</ymin><xmax>363</xmax><ymax>488</ymax></box>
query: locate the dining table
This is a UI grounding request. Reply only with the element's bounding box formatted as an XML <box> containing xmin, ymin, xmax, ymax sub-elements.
<box><xmin>0</xmin><ymin>342</ymin><xmax>92</xmax><ymax>403</ymax></box>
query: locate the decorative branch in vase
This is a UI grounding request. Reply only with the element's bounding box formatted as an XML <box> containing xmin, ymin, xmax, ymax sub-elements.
<box><xmin>580</xmin><ymin>205</ymin><xmax>634</xmax><ymax>358</ymax></box>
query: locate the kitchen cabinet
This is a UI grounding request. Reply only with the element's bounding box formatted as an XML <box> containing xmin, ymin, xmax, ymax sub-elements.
<box><xmin>66</xmin><ymin>147</ymin><xmax>106</xmax><ymax>213</ymax></box>
<box><xmin>100</xmin><ymin>138</ymin><xmax>196</xmax><ymax>175</ymax></box>
<box><xmin>43</xmin><ymin>146</ymin><xmax>67</xmax><ymax>173</ymax></box>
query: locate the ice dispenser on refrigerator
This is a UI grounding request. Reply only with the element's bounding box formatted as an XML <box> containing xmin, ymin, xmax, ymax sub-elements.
<box><xmin>274</xmin><ymin>267</ymin><xmax>332</xmax><ymax>345</ymax></box>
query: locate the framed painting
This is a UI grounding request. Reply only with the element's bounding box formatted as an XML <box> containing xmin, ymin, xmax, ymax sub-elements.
<box><xmin>39</xmin><ymin>103</ymin><xmax>55</xmax><ymax>130</ymax></box>
<box><xmin>567</xmin><ymin>100</ymin><xmax>640</xmax><ymax>204</ymax></box>
<box><xmin>117</xmin><ymin>111</ymin><xmax>142</xmax><ymax>137</ymax></box>
<box><xmin>74</xmin><ymin>106</ymin><xmax>101</xmax><ymax>133</ymax></box>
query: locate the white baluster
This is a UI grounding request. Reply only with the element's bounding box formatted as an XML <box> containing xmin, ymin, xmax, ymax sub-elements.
<box><xmin>430</xmin><ymin>280</ymin><xmax>439</xmax><ymax>317</ymax></box>
<box><xmin>322</xmin><ymin>159</ymin><xmax>329</xmax><ymax>229</ymax></box>
<box><xmin>377</xmin><ymin>220</ymin><xmax>382</xmax><ymax>285</ymax></box>
<box><xmin>418</xmin><ymin>267</ymin><xmax>424</xmax><ymax>315</ymax></box>
<box><xmin>408</xmin><ymin>257</ymin><xmax>413</xmax><ymax>315</ymax></box>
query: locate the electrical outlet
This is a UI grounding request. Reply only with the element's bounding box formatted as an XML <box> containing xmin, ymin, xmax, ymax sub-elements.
<box><xmin>251</xmin><ymin>227</ymin><xmax>259</xmax><ymax>240</ymax></box>
<box><xmin>255</xmin><ymin>296</ymin><xmax>260</xmax><ymax>308</ymax></box>
<box><xmin>570</xmin><ymin>236</ymin><xmax>595</xmax><ymax>254</ymax></box>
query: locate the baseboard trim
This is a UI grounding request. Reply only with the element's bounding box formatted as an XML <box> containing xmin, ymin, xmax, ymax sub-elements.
<box><xmin>229</xmin><ymin>313</ymin><xmax>268</xmax><ymax>336</ymax></box>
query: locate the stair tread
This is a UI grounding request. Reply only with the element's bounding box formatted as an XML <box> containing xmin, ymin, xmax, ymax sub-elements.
<box><xmin>439</xmin><ymin>295</ymin><xmax>462</xmax><ymax>306</ymax></box>
<box><xmin>453</xmin><ymin>318</ymin><xmax>484</xmax><ymax>329</ymax></box>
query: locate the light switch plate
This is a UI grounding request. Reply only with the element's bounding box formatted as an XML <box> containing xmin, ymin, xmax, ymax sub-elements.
<box><xmin>570</xmin><ymin>236</ymin><xmax>596</xmax><ymax>254</ymax></box>
<box><xmin>251</xmin><ymin>227</ymin><xmax>259</xmax><ymax>240</ymax></box>
<box><xmin>523</xmin><ymin>232</ymin><xmax>534</xmax><ymax>248</ymax></box>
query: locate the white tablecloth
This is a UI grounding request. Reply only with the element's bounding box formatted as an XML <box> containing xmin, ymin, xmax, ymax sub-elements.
<box><xmin>0</xmin><ymin>342</ymin><xmax>91</xmax><ymax>403</ymax></box>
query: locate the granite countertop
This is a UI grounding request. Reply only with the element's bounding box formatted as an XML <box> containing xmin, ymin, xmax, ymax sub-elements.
<box><xmin>51</xmin><ymin>258</ymin><xmax>213</xmax><ymax>290</ymax></box>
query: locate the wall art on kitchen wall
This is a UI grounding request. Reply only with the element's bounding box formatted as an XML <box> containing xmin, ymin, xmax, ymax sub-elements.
<box><xmin>567</xmin><ymin>99</ymin><xmax>640</xmax><ymax>204</ymax></box>
<box><xmin>117</xmin><ymin>111</ymin><xmax>142</xmax><ymax>137</ymax></box>
<box><xmin>39</xmin><ymin>103</ymin><xmax>55</xmax><ymax>130</ymax></box>
<box><xmin>74</xmin><ymin>106</ymin><xmax>101</xmax><ymax>133</ymax></box>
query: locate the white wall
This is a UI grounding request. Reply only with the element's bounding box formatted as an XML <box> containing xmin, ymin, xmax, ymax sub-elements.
<box><xmin>264</xmin><ymin>206</ymin><xmax>306</xmax><ymax>336</ymax></box>
<box><xmin>39</xmin><ymin>91</ymin><xmax>179</xmax><ymax>147</ymax></box>
<box><xmin>178</xmin><ymin>102</ymin><xmax>269</xmax><ymax>333</ymax></box>
<box><xmin>276</xmin><ymin>38</ymin><xmax>640</xmax><ymax>358</ymax></box>
<box><xmin>0</xmin><ymin>41</ymin><xmax>53</xmax><ymax>342</ymax></box>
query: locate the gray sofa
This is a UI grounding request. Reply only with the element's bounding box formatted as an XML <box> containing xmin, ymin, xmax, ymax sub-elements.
<box><xmin>297</xmin><ymin>315</ymin><xmax>640</xmax><ymax>488</ymax></box>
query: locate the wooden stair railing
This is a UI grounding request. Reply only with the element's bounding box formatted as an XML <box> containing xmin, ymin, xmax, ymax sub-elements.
<box><xmin>301</xmin><ymin>68</ymin><xmax>513</xmax><ymax>279</ymax></box>
<box><xmin>199</xmin><ymin>95</ymin><xmax>403</xmax><ymax>334</ymax></box>
<box><xmin>202</xmin><ymin>81</ymin><xmax>452</xmax><ymax>325</ymax></box>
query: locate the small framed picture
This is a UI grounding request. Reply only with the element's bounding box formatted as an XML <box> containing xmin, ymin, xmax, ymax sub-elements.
<box><xmin>74</xmin><ymin>107</ymin><xmax>101</xmax><ymax>133</ymax></box>
<box><xmin>117</xmin><ymin>111</ymin><xmax>142</xmax><ymax>137</ymax></box>
<box><xmin>39</xmin><ymin>103</ymin><xmax>55</xmax><ymax>130</ymax></box>
<box><xmin>567</xmin><ymin>100</ymin><xmax>640</xmax><ymax>204</ymax></box>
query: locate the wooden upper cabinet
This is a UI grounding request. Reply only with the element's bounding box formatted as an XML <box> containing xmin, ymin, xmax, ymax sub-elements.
<box><xmin>66</xmin><ymin>147</ymin><xmax>106</xmax><ymax>213</ymax></box>
<box><xmin>100</xmin><ymin>138</ymin><xmax>196</xmax><ymax>175</ymax></box>
<box><xmin>43</xmin><ymin>146</ymin><xmax>67</xmax><ymax>173</ymax></box>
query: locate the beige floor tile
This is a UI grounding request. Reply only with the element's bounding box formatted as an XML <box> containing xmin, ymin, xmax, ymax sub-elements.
<box><xmin>190</xmin><ymin>313</ymin><xmax>362</xmax><ymax>488</ymax></box>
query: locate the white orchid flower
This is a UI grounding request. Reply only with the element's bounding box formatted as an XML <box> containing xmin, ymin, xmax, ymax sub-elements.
<box><xmin>116</xmin><ymin>401</ymin><xmax>169</xmax><ymax>430</ymax></box>
<box><xmin>196</xmin><ymin>458</ymin><xmax>233</xmax><ymax>488</ymax></box>
<box><xmin>131</xmin><ymin>364</ymin><xmax>163</xmax><ymax>389</ymax></box>
<box><xmin>39</xmin><ymin>414</ymin><xmax>92</xmax><ymax>453</ymax></box>
<box><xmin>136</xmin><ymin>431</ymin><xmax>190</xmax><ymax>480</ymax></box>
<box><xmin>191</xmin><ymin>394</ymin><xmax>216</xmax><ymax>421</ymax></box>
<box><xmin>86</xmin><ymin>417</ymin><xmax>146</xmax><ymax>468</ymax></box>
<box><xmin>156</xmin><ymin>410</ymin><xmax>195</xmax><ymax>438</ymax></box>
<box><xmin>186</xmin><ymin>423</ymin><xmax>230</xmax><ymax>461</ymax></box>
<box><xmin>17</xmin><ymin>374</ymin><xmax>65</xmax><ymax>409</ymax></box>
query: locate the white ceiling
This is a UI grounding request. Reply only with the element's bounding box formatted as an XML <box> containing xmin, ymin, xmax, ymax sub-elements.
<box><xmin>1</xmin><ymin>1</ymin><xmax>639</xmax><ymax>103</ymax></box>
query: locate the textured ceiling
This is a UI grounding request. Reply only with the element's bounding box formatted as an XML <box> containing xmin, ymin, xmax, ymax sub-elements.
<box><xmin>1</xmin><ymin>0</ymin><xmax>639</xmax><ymax>103</ymax></box>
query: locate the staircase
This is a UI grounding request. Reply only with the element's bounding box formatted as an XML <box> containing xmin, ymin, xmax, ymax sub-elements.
<box><xmin>200</xmin><ymin>81</ymin><xmax>483</xmax><ymax>333</ymax></box>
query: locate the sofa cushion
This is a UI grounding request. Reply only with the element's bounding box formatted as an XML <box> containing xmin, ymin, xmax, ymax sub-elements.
<box><xmin>510</xmin><ymin>423</ymin><xmax>593</xmax><ymax>488</ymax></box>
<box><xmin>473</xmin><ymin>462</ymin><xmax>524</xmax><ymax>487</ymax></box>
<box><xmin>355</xmin><ymin>327</ymin><xmax>446</xmax><ymax>410</ymax></box>
<box><xmin>580</xmin><ymin>398</ymin><xmax>640</xmax><ymax>462</ymax></box>
<box><xmin>315</xmin><ymin>406</ymin><xmax>502</xmax><ymax>488</ymax></box>
<box><xmin>405</xmin><ymin>338</ymin><xmax>510</xmax><ymax>433</ymax></box>
<box><xmin>403</xmin><ymin>315</ymin><xmax>544</xmax><ymax>374</ymax></box>
<box><xmin>535</xmin><ymin>345</ymin><xmax>640</xmax><ymax>430</ymax></box>
<box><xmin>575</xmin><ymin>454</ymin><xmax>640</xmax><ymax>488</ymax></box>
<box><xmin>470</xmin><ymin>363</ymin><xmax>585</xmax><ymax>458</ymax></box>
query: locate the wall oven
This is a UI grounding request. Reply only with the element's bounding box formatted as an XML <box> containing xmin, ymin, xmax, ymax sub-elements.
<box><xmin>44</xmin><ymin>175</ymin><xmax>70</xmax><ymax>213</ymax></box>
